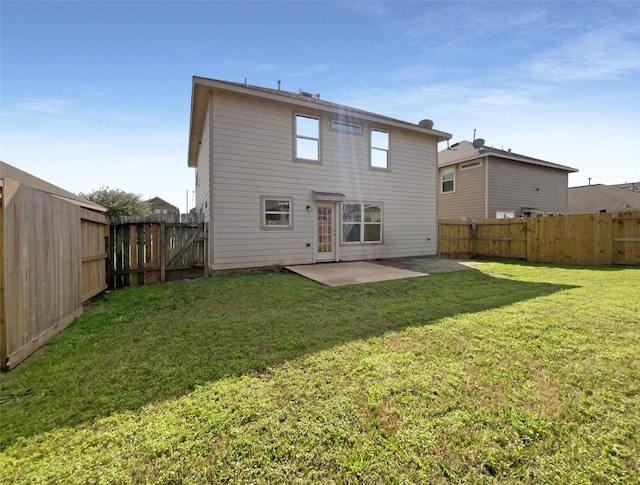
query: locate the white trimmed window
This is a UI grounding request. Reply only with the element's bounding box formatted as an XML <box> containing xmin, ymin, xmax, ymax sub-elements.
<box><xmin>441</xmin><ymin>167</ymin><xmax>455</xmax><ymax>193</ymax></box>
<box><xmin>332</xmin><ymin>119</ymin><xmax>362</xmax><ymax>134</ymax></box>
<box><xmin>342</xmin><ymin>202</ymin><xmax>382</xmax><ymax>243</ymax></box>
<box><xmin>370</xmin><ymin>129</ymin><xmax>389</xmax><ymax>169</ymax></box>
<box><xmin>460</xmin><ymin>160</ymin><xmax>482</xmax><ymax>170</ymax></box>
<box><xmin>261</xmin><ymin>197</ymin><xmax>293</xmax><ymax>229</ymax></box>
<box><xmin>295</xmin><ymin>114</ymin><xmax>320</xmax><ymax>161</ymax></box>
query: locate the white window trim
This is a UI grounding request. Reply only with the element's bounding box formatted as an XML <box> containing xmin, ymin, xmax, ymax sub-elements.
<box><xmin>340</xmin><ymin>201</ymin><xmax>383</xmax><ymax>245</ymax></box>
<box><xmin>441</xmin><ymin>167</ymin><xmax>455</xmax><ymax>193</ymax></box>
<box><xmin>294</xmin><ymin>113</ymin><xmax>321</xmax><ymax>163</ymax></box>
<box><xmin>495</xmin><ymin>210</ymin><xmax>516</xmax><ymax>219</ymax></box>
<box><xmin>331</xmin><ymin>119</ymin><xmax>362</xmax><ymax>134</ymax></box>
<box><xmin>260</xmin><ymin>195</ymin><xmax>294</xmax><ymax>230</ymax></box>
<box><xmin>369</xmin><ymin>128</ymin><xmax>390</xmax><ymax>171</ymax></box>
<box><xmin>460</xmin><ymin>160</ymin><xmax>482</xmax><ymax>171</ymax></box>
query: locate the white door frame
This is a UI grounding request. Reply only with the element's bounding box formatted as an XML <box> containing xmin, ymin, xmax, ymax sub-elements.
<box><xmin>314</xmin><ymin>202</ymin><xmax>337</xmax><ymax>262</ymax></box>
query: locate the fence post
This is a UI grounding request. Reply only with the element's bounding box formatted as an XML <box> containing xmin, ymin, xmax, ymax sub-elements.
<box><xmin>204</xmin><ymin>222</ymin><xmax>209</xmax><ymax>276</ymax></box>
<box><xmin>160</xmin><ymin>221</ymin><xmax>166</xmax><ymax>283</ymax></box>
<box><xmin>470</xmin><ymin>221</ymin><xmax>478</xmax><ymax>257</ymax></box>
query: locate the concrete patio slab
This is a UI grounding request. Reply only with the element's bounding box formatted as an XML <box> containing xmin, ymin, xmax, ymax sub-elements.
<box><xmin>285</xmin><ymin>261</ymin><xmax>427</xmax><ymax>286</ymax></box>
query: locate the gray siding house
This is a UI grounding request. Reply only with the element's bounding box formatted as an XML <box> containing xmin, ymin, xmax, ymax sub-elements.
<box><xmin>438</xmin><ymin>140</ymin><xmax>578</xmax><ymax>219</ymax></box>
<box><xmin>187</xmin><ymin>76</ymin><xmax>451</xmax><ymax>271</ymax></box>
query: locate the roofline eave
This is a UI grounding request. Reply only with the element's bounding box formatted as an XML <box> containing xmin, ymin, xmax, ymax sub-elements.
<box><xmin>187</xmin><ymin>76</ymin><xmax>452</xmax><ymax>166</ymax></box>
<box><xmin>438</xmin><ymin>151</ymin><xmax>578</xmax><ymax>173</ymax></box>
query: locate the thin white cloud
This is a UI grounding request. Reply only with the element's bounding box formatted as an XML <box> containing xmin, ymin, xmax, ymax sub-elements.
<box><xmin>526</xmin><ymin>26</ymin><xmax>640</xmax><ymax>82</ymax></box>
<box><xmin>344</xmin><ymin>1</ymin><xmax>388</xmax><ymax>17</ymax></box>
<box><xmin>390</xmin><ymin>3</ymin><xmax>551</xmax><ymax>52</ymax></box>
<box><xmin>247</xmin><ymin>62</ymin><xmax>329</xmax><ymax>77</ymax></box>
<box><xmin>286</xmin><ymin>64</ymin><xmax>330</xmax><ymax>77</ymax></box>
<box><xmin>14</xmin><ymin>97</ymin><xmax>80</xmax><ymax>114</ymax></box>
<box><xmin>102</xmin><ymin>110</ymin><xmax>152</xmax><ymax>125</ymax></box>
<box><xmin>63</xmin><ymin>86</ymin><xmax>110</xmax><ymax>97</ymax></box>
<box><xmin>206</xmin><ymin>60</ymin><xmax>329</xmax><ymax>81</ymax></box>
<box><xmin>341</xmin><ymin>81</ymin><xmax>542</xmax><ymax>122</ymax></box>
<box><xmin>390</xmin><ymin>64</ymin><xmax>438</xmax><ymax>82</ymax></box>
<box><xmin>248</xmin><ymin>63</ymin><xmax>280</xmax><ymax>72</ymax></box>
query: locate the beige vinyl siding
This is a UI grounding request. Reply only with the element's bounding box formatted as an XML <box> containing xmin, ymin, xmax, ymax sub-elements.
<box><xmin>207</xmin><ymin>91</ymin><xmax>439</xmax><ymax>270</ymax></box>
<box><xmin>437</xmin><ymin>162</ymin><xmax>486</xmax><ymax>219</ymax></box>
<box><xmin>487</xmin><ymin>157</ymin><xmax>569</xmax><ymax>216</ymax></box>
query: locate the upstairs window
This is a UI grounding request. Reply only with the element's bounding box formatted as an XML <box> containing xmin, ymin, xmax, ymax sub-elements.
<box><xmin>295</xmin><ymin>114</ymin><xmax>320</xmax><ymax>162</ymax></box>
<box><xmin>460</xmin><ymin>160</ymin><xmax>482</xmax><ymax>170</ymax></box>
<box><xmin>370</xmin><ymin>129</ymin><xmax>389</xmax><ymax>169</ymax></box>
<box><xmin>332</xmin><ymin>120</ymin><xmax>362</xmax><ymax>134</ymax></box>
<box><xmin>441</xmin><ymin>167</ymin><xmax>455</xmax><ymax>193</ymax></box>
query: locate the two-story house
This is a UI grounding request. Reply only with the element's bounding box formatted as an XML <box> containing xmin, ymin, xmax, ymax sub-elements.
<box><xmin>147</xmin><ymin>196</ymin><xmax>180</xmax><ymax>217</ymax></box>
<box><xmin>438</xmin><ymin>139</ymin><xmax>578</xmax><ymax>219</ymax></box>
<box><xmin>187</xmin><ymin>76</ymin><xmax>451</xmax><ymax>271</ymax></box>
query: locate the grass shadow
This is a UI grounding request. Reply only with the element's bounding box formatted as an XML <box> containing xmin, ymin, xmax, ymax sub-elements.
<box><xmin>0</xmin><ymin>267</ymin><xmax>576</xmax><ymax>450</ymax></box>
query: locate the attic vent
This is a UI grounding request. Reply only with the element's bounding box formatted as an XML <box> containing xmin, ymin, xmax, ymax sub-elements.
<box><xmin>418</xmin><ymin>119</ymin><xmax>434</xmax><ymax>129</ymax></box>
<box><xmin>299</xmin><ymin>90</ymin><xmax>314</xmax><ymax>98</ymax></box>
<box><xmin>472</xmin><ymin>138</ymin><xmax>485</xmax><ymax>149</ymax></box>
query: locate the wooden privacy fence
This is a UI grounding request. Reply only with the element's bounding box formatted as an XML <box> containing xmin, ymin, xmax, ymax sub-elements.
<box><xmin>1</xmin><ymin>177</ymin><xmax>108</xmax><ymax>370</ymax></box>
<box><xmin>439</xmin><ymin>211</ymin><xmax>640</xmax><ymax>265</ymax></box>
<box><xmin>109</xmin><ymin>216</ymin><xmax>206</xmax><ymax>288</ymax></box>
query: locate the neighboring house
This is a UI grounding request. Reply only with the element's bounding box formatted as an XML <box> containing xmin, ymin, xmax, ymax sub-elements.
<box><xmin>568</xmin><ymin>184</ymin><xmax>640</xmax><ymax>213</ymax></box>
<box><xmin>438</xmin><ymin>140</ymin><xmax>578</xmax><ymax>219</ymax></box>
<box><xmin>187</xmin><ymin>76</ymin><xmax>451</xmax><ymax>271</ymax></box>
<box><xmin>147</xmin><ymin>196</ymin><xmax>180</xmax><ymax>216</ymax></box>
<box><xmin>610</xmin><ymin>181</ymin><xmax>640</xmax><ymax>194</ymax></box>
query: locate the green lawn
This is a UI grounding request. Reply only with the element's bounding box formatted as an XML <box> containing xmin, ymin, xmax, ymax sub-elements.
<box><xmin>1</xmin><ymin>261</ymin><xmax>638</xmax><ymax>483</ymax></box>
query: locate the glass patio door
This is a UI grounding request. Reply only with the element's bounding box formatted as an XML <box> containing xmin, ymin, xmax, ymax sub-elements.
<box><xmin>315</xmin><ymin>203</ymin><xmax>336</xmax><ymax>261</ymax></box>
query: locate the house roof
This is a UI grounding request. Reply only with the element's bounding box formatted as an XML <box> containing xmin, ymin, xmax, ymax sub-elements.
<box><xmin>188</xmin><ymin>76</ymin><xmax>452</xmax><ymax>167</ymax></box>
<box><xmin>147</xmin><ymin>196</ymin><xmax>179</xmax><ymax>211</ymax></box>
<box><xmin>568</xmin><ymin>184</ymin><xmax>640</xmax><ymax>213</ymax></box>
<box><xmin>0</xmin><ymin>161</ymin><xmax>106</xmax><ymax>212</ymax></box>
<box><xmin>609</xmin><ymin>181</ymin><xmax>640</xmax><ymax>193</ymax></box>
<box><xmin>438</xmin><ymin>140</ymin><xmax>578</xmax><ymax>173</ymax></box>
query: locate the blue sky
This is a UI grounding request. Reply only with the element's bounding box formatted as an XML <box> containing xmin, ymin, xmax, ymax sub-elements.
<box><xmin>2</xmin><ymin>1</ymin><xmax>639</xmax><ymax>212</ymax></box>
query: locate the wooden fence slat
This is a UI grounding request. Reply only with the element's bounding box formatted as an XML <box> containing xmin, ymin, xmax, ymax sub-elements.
<box><xmin>440</xmin><ymin>211</ymin><xmax>640</xmax><ymax>265</ymax></box>
<box><xmin>107</xmin><ymin>220</ymin><xmax>206</xmax><ymax>288</ymax></box>
<box><xmin>1</xmin><ymin>178</ymin><xmax>107</xmax><ymax>370</ymax></box>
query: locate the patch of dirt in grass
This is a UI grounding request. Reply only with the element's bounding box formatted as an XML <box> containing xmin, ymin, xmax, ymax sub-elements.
<box><xmin>530</xmin><ymin>368</ymin><xmax>565</xmax><ymax>414</ymax></box>
<box><xmin>383</xmin><ymin>334</ymin><xmax>412</xmax><ymax>350</ymax></box>
<box><xmin>376</xmin><ymin>395</ymin><xmax>401</xmax><ymax>437</ymax></box>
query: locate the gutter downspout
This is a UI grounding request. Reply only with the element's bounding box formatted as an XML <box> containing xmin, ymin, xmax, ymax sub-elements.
<box><xmin>484</xmin><ymin>156</ymin><xmax>489</xmax><ymax>218</ymax></box>
<box><xmin>435</xmin><ymin>146</ymin><xmax>440</xmax><ymax>257</ymax></box>
<box><xmin>208</xmin><ymin>90</ymin><xmax>215</xmax><ymax>269</ymax></box>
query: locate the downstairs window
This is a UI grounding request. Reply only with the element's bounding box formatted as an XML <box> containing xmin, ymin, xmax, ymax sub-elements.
<box><xmin>342</xmin><ymin>202</ymin><xmax>382</xmax><ymax>243</ymax></box>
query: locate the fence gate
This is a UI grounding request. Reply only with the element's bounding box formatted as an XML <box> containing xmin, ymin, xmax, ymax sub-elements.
<box><xmin>109</xmin><ymin>217</ymin><xmax>206</xmax><ymax>288</ymax></box>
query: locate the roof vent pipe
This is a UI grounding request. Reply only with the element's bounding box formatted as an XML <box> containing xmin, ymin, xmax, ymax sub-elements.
<box><xmin>277</xmin><ymin>80</ymin><xmax>281</xmax><ymax>91</ymax></box>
